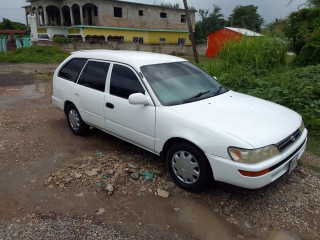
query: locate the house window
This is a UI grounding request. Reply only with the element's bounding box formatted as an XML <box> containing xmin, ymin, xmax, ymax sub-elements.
<box><xmin>181</xmin><ymin>14</ymin><xmax>186</xmax><ymax>23</ymax></box>
<box><xmin>160</xmin><ymin>37</ymin><xmax>165</xmax><ymax>43</ymax></box>
<box><xmin>94</xmin><ymin>6</ymin><xmax>98</xmax><ymax>17</ymax></box>
<box><xmin>139</xmin><ymin>10</ymin><xmax>143</xmax><ymax>16</ymax></box>
<box><xmin>178</xmin><ymin>38</ymin><xmax>186</xmax><ymax>45</ymax></box>
<box><xmin>133</xmin><ymin>37</ymin><xmax>144</xmax><ymax>44</ymax></box>
<box><xmin>160</xmin><ymin>12</ymin><xmax>167</xmax><ymax>18</ymax></box>
<box><xmin>114</xmin><ymin>7</ymin><xmax>122</xmax><ymax>18</ymax></box>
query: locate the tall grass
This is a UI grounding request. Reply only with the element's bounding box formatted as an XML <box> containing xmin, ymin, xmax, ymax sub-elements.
<box><xmin>213</xmin><ymin>37</ymin><xmax>288</xmax><ymax>76</ymax></box>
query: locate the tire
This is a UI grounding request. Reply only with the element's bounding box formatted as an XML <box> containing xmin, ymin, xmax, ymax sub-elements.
<box><xmin>167</xmin><ymin>143</ymin><xmax>212</xmax><ymax>192</ymax></box>
<box><xmin>65</xmin><ymin>104</ymin><xmax>89</xmax><ymax>135</ymax></box>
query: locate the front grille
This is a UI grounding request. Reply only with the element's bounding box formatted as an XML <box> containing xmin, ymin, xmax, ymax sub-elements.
<box><xmin>270</xmin><ymin>139</ymin><xmax>306</xmax><ymax>171</ymax></box>
<box><xmin>276</xmin><ymin>129</ymin><xmax>301</xmax><ymax>152</ymax></box>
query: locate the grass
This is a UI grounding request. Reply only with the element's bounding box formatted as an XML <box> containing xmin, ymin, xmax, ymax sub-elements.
<box><xmin>0</xmin><ymin>45</ymin><xmax>69</xmax><ymax>63</ymax></box>
<box><xmin>307</xmin><ymin>135</ymin><xmax>320</xmax><ymax>158</ymax></box>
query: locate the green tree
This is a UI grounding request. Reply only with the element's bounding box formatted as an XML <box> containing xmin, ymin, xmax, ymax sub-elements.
<box><xmin>285</xmin><ymin>8</ymin><xmax>320</xmax><ymax>66</ymax></box>
<box><xmin>0</xmin><ymin>18</ymin><xmax>27</xmax><ymax>30</ymax></box>
<box><xmin>307</xmin><ymin>0</ymin><xmax>320</xmax><ymax>6</ymax></box>
<box><xmin>228</xmin><ymin>5</ymin><xmax>264</xmax><ymax>32</ymax></box>
<box><xmin>195</xmin><ymin>5</ymin><xmax>226</xmax><ymax>43</ymax></box>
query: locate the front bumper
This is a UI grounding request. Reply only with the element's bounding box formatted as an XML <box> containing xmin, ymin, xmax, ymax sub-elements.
<box><xmin>206</xmin><ymin>129</ymin><xmax>307</xmax><ymax>189</ymax></box>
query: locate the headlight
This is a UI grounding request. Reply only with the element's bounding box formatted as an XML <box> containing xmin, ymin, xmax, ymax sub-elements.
<box><xmin>299</xmin><ymin>121</ymin><xmax>305</xmax><ymax>134</ymax></box>
<box><xmin>228</xmin><ymin>145</ymin><xmax>280</xmax><ymax>164</ymax></box>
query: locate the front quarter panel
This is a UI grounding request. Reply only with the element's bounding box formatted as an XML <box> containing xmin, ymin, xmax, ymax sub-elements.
<box><xmin>154</xmin><ymin>106</ymin><xmax>252</xmax><ymax>159</ymax></box>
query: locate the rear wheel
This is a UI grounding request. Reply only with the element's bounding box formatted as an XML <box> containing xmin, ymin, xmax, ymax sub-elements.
<box><xmin>65</xmin><ymin>104</ymin><xmax>89</xmax><ymax>135</ymax></box>
<box><xmin>167</xmin><ymin>143</ymin><xmax>212</xmax><ymax>192</ymax></box>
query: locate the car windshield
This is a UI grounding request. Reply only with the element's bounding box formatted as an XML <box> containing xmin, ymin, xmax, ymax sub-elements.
<box><xmin>140</xmin><ymin>61</ymin><xmax>227</xmax><ymax>106</ymax></box>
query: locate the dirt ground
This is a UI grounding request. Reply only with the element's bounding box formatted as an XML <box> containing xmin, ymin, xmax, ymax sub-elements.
<box><xmin>0</xmin><ymin>63</ymin><xmax>319</xmax><ymax>240</ymax></box>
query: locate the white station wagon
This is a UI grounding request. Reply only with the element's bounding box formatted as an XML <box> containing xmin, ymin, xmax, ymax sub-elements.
<box><xmin>52</xmin><ymin>50</ymin><xmax>307</xmax><ymax>191</ymax></box>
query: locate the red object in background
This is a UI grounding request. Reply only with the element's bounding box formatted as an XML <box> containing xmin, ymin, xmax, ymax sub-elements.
<box><xmin>206</xmin><ymin>28</ymin><xmax>241</xmax><ymax>58</ymax></box>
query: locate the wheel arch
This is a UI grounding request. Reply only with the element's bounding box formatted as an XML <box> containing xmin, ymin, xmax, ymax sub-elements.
<box><xmin>64</xmin><ymin>101</ymin><xmax>75</xmax><ymax>114</ymax></box>
<box><xmin>160</xmin><ymin>137</ymin><xmax>206</xmax><ymax>162</ymax></box>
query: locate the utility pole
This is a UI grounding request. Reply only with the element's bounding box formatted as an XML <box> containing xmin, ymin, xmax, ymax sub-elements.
<box><xmin>182</xmin><ymin>0</ymin><xmax>199</xmax><ymax>63</ymax></box>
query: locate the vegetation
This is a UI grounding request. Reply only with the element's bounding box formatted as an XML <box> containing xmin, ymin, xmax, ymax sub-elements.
<box><xmin>285</xmin><ymin>8</ymin><xmax>320</xmax><ymax>66</ymax></box>
<box><xmin>195</xmin><ymin>5</ymin><xmax>226</xmax><ymax>43</ymax></box>
<box><xmin>0</xmin><ymin>45</ymin><xmax>69</xmax><ymax>63</ymax></box>
<box><xmin>228</xmin><ymin>5</ymin><xmax>264</xmax><ymax>32</ymax></box>
<box><xmin>0</xmin><ymin>18</ymin><xmax>27</xmax><ymax>30</ymax></box>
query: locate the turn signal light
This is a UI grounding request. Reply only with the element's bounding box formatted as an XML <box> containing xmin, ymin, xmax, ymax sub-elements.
<box><xmin>239</xmin><ymin>169</ymin><xmax>270</xmax><ymax>177</ymax></box>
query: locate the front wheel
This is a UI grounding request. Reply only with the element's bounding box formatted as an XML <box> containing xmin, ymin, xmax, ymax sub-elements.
<box><xmin>167</xmin><ymin>143</ymin><xmax>213</xmax><ymax>192</ymax></box>
<box><xmin>65</xmin><ymin>104</ymin><xmax>89</xmax><ymax>135</ymax></box>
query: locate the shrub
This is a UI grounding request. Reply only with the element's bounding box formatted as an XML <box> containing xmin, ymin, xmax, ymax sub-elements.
<box><xmin>53</xmin><ymin>37</ymin><xmax>73</xmax><ymax>44</ymax></box>
<box><xmin>0</xmin><ymin>45</ymin><xmax>69</xmax><ymax>63</ymax></box>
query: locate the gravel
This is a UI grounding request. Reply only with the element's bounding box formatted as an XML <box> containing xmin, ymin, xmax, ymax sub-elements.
<box><xmin>0</xmin><ymin>215</ymin><xmax>134</xmax><ymax>240</ymax></box>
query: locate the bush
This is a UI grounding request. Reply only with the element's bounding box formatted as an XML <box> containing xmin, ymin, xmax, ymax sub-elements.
<box><xmin>285</xmin><ymin>8</ymin><xmax>320</xmax><ymax>54</ymax></box>
<box><xmin>294</xmin><ymin>43</ymin><xmax>320</xmax><ymax>66</ymax></box>
<box><xmin>0</xmin><ymin>45</ymin><xmax>69</xmax><ymax>63</ymax></box>
<box><xmin>217</xmin><ymin>37</ymin><xmax>288</xmax><ymax>75</ymax></box>
<box><xmin>53</xmin><ymin>37</ymin><xmax>73</xmax><ymax>44</ymax></box>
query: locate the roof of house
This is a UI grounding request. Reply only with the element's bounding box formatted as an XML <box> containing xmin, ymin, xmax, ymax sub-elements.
<box><xmin>225</xmin><ymin>27</ymin><xmax>262</xmax><ymax>37</ymax></box>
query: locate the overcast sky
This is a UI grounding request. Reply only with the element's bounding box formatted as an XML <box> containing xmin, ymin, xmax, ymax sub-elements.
<box><xmin>0</xmin><ymin>0</ymin><xmax>307</xmax><ymax>25</ymax></box>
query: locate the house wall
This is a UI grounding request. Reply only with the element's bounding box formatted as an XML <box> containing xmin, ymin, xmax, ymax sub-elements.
<box><xmin>33</xmin><ymin>41</ymin><xmax>207</xmax><ymax>56</ymax></box>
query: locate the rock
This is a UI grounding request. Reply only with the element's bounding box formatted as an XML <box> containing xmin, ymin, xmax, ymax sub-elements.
<box><xmin>140</xmin><ymin>186</ymin><xmax>147</xmax><ymax>192</ymax></box>
<box><xmin>122</xmin><ymin>190</ymin><xmax>128</xmax><ymax>195</ymax></box>
<box><xmin>130</xmin><ymin>173</ymin><xmax>140</xmax><ymax>180</ymax></box>
<box><xmin>162</xmin><ymin>182</ymin><xmax>175</xmax><ymax>190</ymax></box>
<box><xmin>64</xmin><ymin>177</ymin><xmax>73</xmax><ymax>184</ymax></box>
<box><xmin>92</xmin><ymin>168</ymin><xmax>102</xmax><ymax>174</ymax></box>
<box><xmin>86</xmin><ymin>170</ymin><xmax>98</xmax><ymax>177</ymax></box>
<box><xmin>59</xmin><ymin>183</ymin><xmax>65</xmax><ymax>188</ymax></box>
<box><xmin>105</xmin><ymin>184</ymin><xmax>114</xmax><ymax>194</ymax></box>
<box><xmin>128</xmin><ymin>163</ymin><xmax>137</xmax><ymax>169</ymax></box>
<box><xmin>96</xmin><ymin>208</ymin><xmax>106</xmax><ymax>215</ymax></box>
<box><xmin>75</xmin><ymin>193</ymin><xmax>84</xmax><ymax>197</ymax></box>
<box><xmin>223</xmin><ymin>206</ymin><xmax>233</xmax><ymax>215</ymax></box>
<box><xmin>30</xmin><ymin>179</ymin><xmax>36</xmax><ymax>183</ymax></box>
<box><xmin>105</xmin><ymin>170</ymin><xmax>114</xmax><ymax>176</ymax></box>
<box><xmin>156</xmin><ymin>188</ymin><xmax>169</xmax><ymax>198</ymax></box>
<box><xmin>74</xmin><ymin>173</ymin><xmax>82</xmax><ymax>179</ymax></box>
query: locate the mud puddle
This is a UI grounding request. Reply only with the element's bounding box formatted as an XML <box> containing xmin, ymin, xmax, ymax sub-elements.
<box><xmin>0</xmin><ymin>82</ymin><xmax>52</xmax><ymax>108</ymax></box>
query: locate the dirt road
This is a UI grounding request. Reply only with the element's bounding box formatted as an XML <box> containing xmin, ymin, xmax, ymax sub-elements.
<box><xmin>0</xmin><ymin>63</ymin><xmax>319</xmax><ymax>240</ymax></box>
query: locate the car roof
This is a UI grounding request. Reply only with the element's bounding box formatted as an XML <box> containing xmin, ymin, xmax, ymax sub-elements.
<box><xmin>70</xmin><ymin>50</ymin><xmax>187</xmax><ymax>69</ymax></box>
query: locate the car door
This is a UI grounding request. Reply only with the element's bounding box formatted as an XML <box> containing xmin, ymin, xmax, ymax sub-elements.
<box><xmin>73</xmin><ymin>60</ymin><xmax>110</xmax><ymax>130</ymax></box>
<box><xmin>104</xmin><ymin>63</ymin><xmax>156</xmax><ymax>152</ymax></box>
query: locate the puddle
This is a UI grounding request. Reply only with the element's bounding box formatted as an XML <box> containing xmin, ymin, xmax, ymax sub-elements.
<box><xmin>266</xmin><ymin>230</ymin><xmax>301</xmax><ymax>240</ymax></box>
<box><xmin>0</xmin><ymin>83</ymin><xmax>52</xmax><ymax>109</ymax></box>
<box><xmin>172</xmin><ymin>198</ymin><xmax>237</xmax><ymax>240</ymax></box>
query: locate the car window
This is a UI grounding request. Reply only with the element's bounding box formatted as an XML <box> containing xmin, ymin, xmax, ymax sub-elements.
<box><xmin>58</xmin><ymin>58</ymin><xmax>87</xmax><ymax>82</ymax></box>
<box><xmin>78</xmin><ymin>61</ymin><xmax>110</xmax><ymax>92</ymax></box>
<box><xmin>110</xmin><ymin>64</ymin><xmax>145</xmax><ymax>99</ymax></box>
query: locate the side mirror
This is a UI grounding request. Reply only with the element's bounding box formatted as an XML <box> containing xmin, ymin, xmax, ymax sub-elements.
<box><xmin>128</xmin><ymin>93</ymin><xmax>152</xmax><ymax>105</ymax></box>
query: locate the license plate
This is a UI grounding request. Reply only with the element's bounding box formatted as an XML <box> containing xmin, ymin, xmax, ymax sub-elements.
<box><xmin>288</xmin><ymin>155</ymin><xmax>299</xmax><ymax>174</ymax></box>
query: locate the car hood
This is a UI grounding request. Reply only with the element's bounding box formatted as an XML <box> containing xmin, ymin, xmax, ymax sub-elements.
<box><xmin>170</xmin><ymin>91</ymin><xmax>301</xmax><ymax>148</ymax></box>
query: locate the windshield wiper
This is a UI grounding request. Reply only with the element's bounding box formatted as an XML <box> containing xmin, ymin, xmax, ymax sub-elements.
<box><xmin>183</xmin><ymin>90</ymin><xmax>211</xmax><ymax>103</ymax></box>
<box><xmin>212</xmin><ymin>85</ymin><xmax>227</xmax><ymax>97</ymax></box>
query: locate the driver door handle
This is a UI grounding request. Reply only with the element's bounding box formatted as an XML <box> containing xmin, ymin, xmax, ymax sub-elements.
<box><xmin>105</xmin><ymin>102</ymin><xmax>114</xmax><ymax>109</ymax></box>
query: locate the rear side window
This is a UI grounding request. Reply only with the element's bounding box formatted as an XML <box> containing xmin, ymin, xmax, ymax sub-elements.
<box><xmin>58</xmin><ymin>58</ymin><xmax>87</xmax><ymax>82</ymax></box>
<box><xmin>78</xmin><ymin>61</ymin><xmax>110</xmax><ymax>92</ymax></box>
<box><xmin>110</xmin><ymin>64</ymin><xmax>145</xmax><ymax>99</ymax></box>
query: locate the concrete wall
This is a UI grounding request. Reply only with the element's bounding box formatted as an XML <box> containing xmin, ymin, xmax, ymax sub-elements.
<box><xmin>34</xmin><ymin>41</ymin><xmax>207</xmax><ymax>56</ymax></box>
